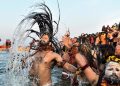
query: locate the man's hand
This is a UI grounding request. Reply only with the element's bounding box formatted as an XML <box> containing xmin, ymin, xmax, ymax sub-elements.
<box><xmin>62</xmin><ymin>36</ymin><xmax>72</xmax><ymax>48</ymax></box>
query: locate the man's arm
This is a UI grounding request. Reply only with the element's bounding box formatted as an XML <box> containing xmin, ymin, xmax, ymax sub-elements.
<box><xmin>54</xmin><ymin>52</ymin><xmax>77</xmax><ymax>73</ymax></box>
<box><xmin>75</xmin><ymin>53</ymin><xmax>99</xmax><ymax>85</ymax></box>
<box><xmin>62</xmin><ymin>36</ymin><xmax>72</xmax><ymax>49</ymax></box>
<box><xmin>62</xmin><ymin>61</ymin><xmax>77</xmax><ymax>73</ymax></box>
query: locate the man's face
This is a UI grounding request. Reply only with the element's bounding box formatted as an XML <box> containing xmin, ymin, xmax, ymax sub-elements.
<box><xmin>72</xmin><ymin>38</ymin><xmax>77</xmax><ymax>43</ymax></box>
<box><xmin>40</xmin><ymin>34</ymin><xmax>49</xmax><ymax>45</ymax></box>
<box><xmin>104</xmin><ymin>62</ymin><xmax>120</xmax><ymax>84</ymax></box>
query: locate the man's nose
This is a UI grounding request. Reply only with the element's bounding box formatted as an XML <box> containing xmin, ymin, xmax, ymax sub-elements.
<box><xmin>112</xmin><ymin>72</ymin><xmax>116</xmax><ymax>76</ymax></box>
<box><xmin>112</xmin><ymin>70</ymin><xmax>117</xmax><ymax>75</ymax></box>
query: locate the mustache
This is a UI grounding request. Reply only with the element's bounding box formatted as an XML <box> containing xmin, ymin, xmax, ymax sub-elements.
<box><xmin>40</xmin><ymin>40</ymin><xmax>49</xmax><ymax>45</ymax></box>
<box><xmin>110</xmin><ymin>74</ymin><xmax>119</xmax><ymax>79</ymax></box>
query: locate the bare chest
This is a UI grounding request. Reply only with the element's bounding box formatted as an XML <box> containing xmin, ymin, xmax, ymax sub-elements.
<box><xmin>34</xmin><ymin>51</ymin><xmax>53</xmax><ymax>64</ymax></box>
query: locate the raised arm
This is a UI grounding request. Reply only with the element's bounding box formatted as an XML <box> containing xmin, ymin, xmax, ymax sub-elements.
<box><xmin>75</xmin><ymin>53</ymin><xmax>99</xmax><ymax>85</ymax></box>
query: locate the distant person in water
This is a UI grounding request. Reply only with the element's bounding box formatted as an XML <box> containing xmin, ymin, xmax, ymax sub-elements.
<box><xmin>20</xmin><ymin>4</ymin><xmax>77</xmax><ymax>86</ymax></box>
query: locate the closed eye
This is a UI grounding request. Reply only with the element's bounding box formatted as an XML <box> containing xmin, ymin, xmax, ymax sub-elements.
<box><xmin>107</xmin><ymin>68</ymin><xmax>113</xmax><ymax>71</ymax></box>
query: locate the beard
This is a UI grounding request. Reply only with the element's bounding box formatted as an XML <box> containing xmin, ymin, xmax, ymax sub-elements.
<box><xmin>104</xmin><ymin>74</ymin><xmax>120</xmax><ymax>85</ymax></box>
<box><xmin>40</xmin><ymin>40</ymin><xmax>49</xmax><ymax>46</ymax></box>
<box><xmin>38</xmin><ymin>40</ymin><xmax>53</xmax><ymax>51</ymax></box>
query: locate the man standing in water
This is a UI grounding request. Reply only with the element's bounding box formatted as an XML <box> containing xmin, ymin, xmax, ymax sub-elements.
<box><xmin>20</xmin><ymin>4</ymin><xmax>77</xmax><ymax>86</ymax></box>
<box><xmin>29</xmin><ymin>33</ymin><xmax>77</xmax><ymax>86</ymax></box>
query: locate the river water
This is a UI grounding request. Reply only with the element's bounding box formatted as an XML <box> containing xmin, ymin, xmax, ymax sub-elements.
<box><xmin>0</xmin><ymin>51</ymin><xmax>70</xmax><ymax>86</ymax></box>
<box><xmin>0</xmin><ymin>51</ymin><xmax>9</xmax><ymax>86</ymax></box>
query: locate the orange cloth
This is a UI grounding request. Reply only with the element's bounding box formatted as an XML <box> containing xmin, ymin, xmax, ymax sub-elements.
<box><xmin>101</xmin><ymin>80</ymin><xmax>107</xmax><ymax>86</ymax></box>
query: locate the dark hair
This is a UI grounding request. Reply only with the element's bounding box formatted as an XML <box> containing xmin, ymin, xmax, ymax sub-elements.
<box><xmin>17</xmin><ymin>3</ymin><xmax>62</xmax><ymax>54</ymax></box>
<box><xmin>112</xmin><ymin>32</ymin><xmax>118</xmax><ymax>38</ymax></box>
<box><xmin>118</xmin><ymin>22</ymin><xmax>120</xmax><ymax>31</ymax></box>
<box><xmin>97</xmin><ymin>63</ymin><xmax>106</xmax><ymax>86</ymax></box>
<box><xmin>102</xmin><ymin>25</ymin><xmax>107</xmax><ymax>32</ymax></box>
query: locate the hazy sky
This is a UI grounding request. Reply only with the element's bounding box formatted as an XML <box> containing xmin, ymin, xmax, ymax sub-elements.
<box><xmin>0</xmin><ymin>0</ymin><xmax>120</xmax><ymax>42</ymax></box>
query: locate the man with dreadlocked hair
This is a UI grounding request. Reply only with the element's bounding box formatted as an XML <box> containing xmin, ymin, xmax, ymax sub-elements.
<box><xmin>61</xmin><ymin>31</ymin><xmax>99</xmax><ymax>86</ymax></box>
<box><xmin>19</xmin><ymin>3</ymin><xmax>78</xmax><ymax>86</ymax></box>
<box><xmin>60</xmin><ymin>30</ymin><xmax>100</xmax><ymax>86</ymax></box>
<box><xmin>61</xmin><ymin>31</ymin><xmax>80</xmax><ymax>86</ymax></box>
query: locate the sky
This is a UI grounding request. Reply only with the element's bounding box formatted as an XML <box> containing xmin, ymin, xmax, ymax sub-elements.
<box><xmin>0</xmin><ymin>0</ymin><xmax>120</xmax><ymax>43</ymax></box>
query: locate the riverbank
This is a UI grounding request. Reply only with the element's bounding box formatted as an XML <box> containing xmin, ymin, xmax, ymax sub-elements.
<box><xmin>0</xmin><ymin>45</ymin><xmax>9</xmax><ymax>51</ymax></box>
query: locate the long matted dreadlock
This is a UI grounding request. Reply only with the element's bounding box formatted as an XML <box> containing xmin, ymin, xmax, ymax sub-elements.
<box><xmin>16</xmin><ymin>3</ymin><xmax>61</xmax><ymax>56</ymax></box>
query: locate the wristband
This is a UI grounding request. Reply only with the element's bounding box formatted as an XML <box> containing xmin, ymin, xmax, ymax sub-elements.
<box><xmin>81</xmin><ymin>63</ymin><xmax>89</xmax><ymax>71</ymax></box>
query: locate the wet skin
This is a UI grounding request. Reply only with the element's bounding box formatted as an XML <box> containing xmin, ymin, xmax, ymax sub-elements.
<box><xmin>29</xmin><ymin>34</ymin><xmax>77</xmax><ymax>86</ymax></box>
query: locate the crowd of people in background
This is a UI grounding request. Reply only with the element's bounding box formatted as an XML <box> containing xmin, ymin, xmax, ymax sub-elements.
<box><xmin>15</xmin><ymin>3</ymin><xmax>120</xmax><ymax>86</ymax></box>
<box><xmin>24</xmin><ymin>22</ymin><xmax>120</xmax><ymax>86</ymax></box>
<box><xmin>59</xmin><ymin>22</ymin><xmax>120</xmax><ymax>86</ymax></box>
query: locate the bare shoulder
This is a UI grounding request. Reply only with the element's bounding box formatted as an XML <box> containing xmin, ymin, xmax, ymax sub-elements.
<box><xmin>50</xmin><ymin>52</ymin><xmax>62</xmax><ymax>62</ymax></box>
<box><xmin>46</xmin><ymin>51</ymin><xmax>62</xmax><ymax>62</ymax></box>
<box><xmin>46</xmin><ymin>51</ymin><xmax>61</xmax><ymax>59</ymax></box>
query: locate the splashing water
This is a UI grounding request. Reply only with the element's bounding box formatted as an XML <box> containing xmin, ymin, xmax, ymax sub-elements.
<box><xmin>6</xmin><ymin>29</ymin><xmax>63</xmax><ymax>86</ymax></box>
<box><xmin>5</xmin><ymin>2</ymin><xmax>66</xmax><ymax>86</ymax></box>
<box><xmin>6</xmin><ymin>10</ymin><xmax>60</xmax><ymax>86</ymax></box>
<box><xmin>6</xmin><ymin>22</ymin><xmax>34</xmax><ymax>86</ymax></box>
<box><xmin>4</xmin><ymin>13</ymin><xmax>40</xmax><ymax>85</ymax></box>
